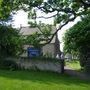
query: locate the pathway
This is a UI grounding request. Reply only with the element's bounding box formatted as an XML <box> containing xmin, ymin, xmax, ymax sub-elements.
<box><xmin>64</xmin><ymin>66</ymin><xmax>90</xmax><ymax>80</ymax></box>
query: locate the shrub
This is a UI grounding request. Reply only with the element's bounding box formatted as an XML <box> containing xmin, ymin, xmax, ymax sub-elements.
<box><xmin>0</xmin><ymin>60</ymin><xmax>18</xmax><ymax>70</ymax></box>
<box><xmin>0</xmin><ymin>25</ymin><xmax>24</xmax><ymax>58</ymax></box>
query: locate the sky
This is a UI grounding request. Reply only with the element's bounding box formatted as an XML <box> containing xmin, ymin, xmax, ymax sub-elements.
<box><xmin>13</xmin><ymin>10</ymin><xmax>80</xmax><ymax>51</ymax></box>
<box><xmin>58</xmin><ymin>17</ymin><xmax>80</xmax><ymax>51</ymax></box>
<box><xmin>12</xmin><ymin>10</ymin><xmax>54</xmax><ymax>28</ymax></box>
<box><xmin>12</xmin><ymin>10</ymin><xmax>29</xmax><ymax>28</ymax></box>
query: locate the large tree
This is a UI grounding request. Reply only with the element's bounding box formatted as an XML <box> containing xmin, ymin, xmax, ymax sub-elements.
<box><xmin>0</xmin><ymin>0</ymin><xmax>24</xmax><ymax>58</ymax></box>
<box><xmin>0</xmin><ymin>0</ymin><xmax>90</xmax><ymax>37</ymax></box>
<box><xmin>63</xmin><ymin>14</ymin><xmax>90</xmax><ymax>72</ymax></box>
<box><xmin>16</xmin><ymin>0</ymin><xmax>90</xmax><ymax>42</ymax></box>
<box><xmin>0</xmin><ymin>25</ymin><xmax>24</xmax><ymax>58</ymax></box>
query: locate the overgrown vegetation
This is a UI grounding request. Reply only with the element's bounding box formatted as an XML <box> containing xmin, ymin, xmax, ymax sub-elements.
<box><xmin>0</xmin><ymin>25</ymin><xmax>24</xmax><ymax>58</ymax></box>
<box><xmin>0</xmin><ymin>59</ymin><xmax>18</xmax><ymax>70</ymax></box>
<box><xmin>63</xmin><ymin>14</ymin><xmax>90</xmax><ymax>73</ymax></box>
<box><xmin>25</xmin><ymin>24</ymin><xmax>53</xmax><ymax>47</ymax></box>
<box><xmin>0</xmin><ymin>24</ymin><xmax>24</xmax><ymax>70</ymax></box>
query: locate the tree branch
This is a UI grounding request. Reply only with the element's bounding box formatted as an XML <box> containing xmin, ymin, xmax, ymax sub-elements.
<box><xmin>79</xmin><ymin>0</ymin><xmax>90</xmax><ymax>9</ymax></box>
<box><xmin>40</xmin><ymin>13</ymin><xmax>76</xmax><ymax>46</ymax></box>
<box><xmin>81</xmin><ymin>0</ymin><xmax>90</xmax><ymax>6</ymax></box>
<box><xmin>38</xmin><ymin>6</ymin><xmax>75</xmax><ymax>14</ymax></box>
<box><xmin>36</xmin><ymin>14</ymin><xmax>57</xmax><ymax>19</ymax></box>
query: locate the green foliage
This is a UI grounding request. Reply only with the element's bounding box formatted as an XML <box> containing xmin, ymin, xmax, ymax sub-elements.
<box><xmin>26</xmin><ymin>32</ymin><xmax>41</xmax><ymax>48</ymax></box>
<box><xmin>25</xmin><ymin>24</ymin><xmax>53</xmax><ymax>47</ymax></box>
<box><xmin>0</xmin><ymin>0</ymin><xmax>90</xmax><ymax>59</ymax></box>
<box><xmin>0</xmin><ymin>25</ymin><xmax>24</xmax><ymax>57</ymax></box>
<box><xmin>18</xmin><ymin>0</ymin><xmax>90</xmax><ymax>26</ymax></box>
<box><xmin>0</xmin><ymin>0</ymin><xmax>13</xmax><ymax>21</ymax></box>
<box><xmin>2</xmin><ymin>0</ymin><xmax>88</xmax><ymax>49</ymax></box>
<box><xmin>38</xmin><ymin>23</ymin><xmax>52</xmax><ymax>39</ymax></box>
<box><xmin>13</xmin><ymin>0</ymin><xmax>90</xmax><ymax>50</ymax></box>
<box><xmin>63</xmin><ymin>14</ymin><xmax>90</xmax><ymax>72</ymax></box>
<box><xmin>0</xmin><ymin>59</ymin><xmax>18</xmax><ymax>70</ymax></box>
<box><xmin>63</xmin><ymin>15</ymin><xmax>90</xmax><ymax>54</ymax></box>
<box><xmin>28</xmin><ymin>21</ymin><xmax>37</xmax><ymax>28</ymax></box>
<box><xmin>0</xmin><ymin>0</ymin><xmax>89</xmax><ymax>26</ymax></box>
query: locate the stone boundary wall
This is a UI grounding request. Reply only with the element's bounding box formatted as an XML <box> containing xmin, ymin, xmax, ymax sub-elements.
<box><xmin>16</xmin><ymin>58</ymin><xmax>62</xmax><ymax>73</ymax></box>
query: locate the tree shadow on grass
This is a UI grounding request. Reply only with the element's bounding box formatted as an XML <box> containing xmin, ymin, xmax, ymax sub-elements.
<box><xmin>0</xmin><ymin>70</ymin><xmax>90</xmax><ymax>87</ymax></box>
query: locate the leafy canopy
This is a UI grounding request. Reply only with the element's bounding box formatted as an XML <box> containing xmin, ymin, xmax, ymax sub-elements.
<box><xmin>15</xmin><ymin>0</ymin><xmax>90</xmax><ymax>44</ymax></box>
<box><xmin>0</xmin><ymin>25</ymin><xmax>24</xmax><ymax>57</ymax></box>
<box><xmin>63</xmin><ymin>14</ymin><xmax>90</xmax><ymax>54</ymax></box>
<box><xmin>25</xmin><ymin>24</ymin><xmax>53</xmax><ymax>47</ymax></box>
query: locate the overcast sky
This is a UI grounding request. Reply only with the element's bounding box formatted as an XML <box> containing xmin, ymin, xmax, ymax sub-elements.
<box><xmin>12</xmin><ymin>10</ymin><xmax>54</xmax><ymax>28</ymax></box>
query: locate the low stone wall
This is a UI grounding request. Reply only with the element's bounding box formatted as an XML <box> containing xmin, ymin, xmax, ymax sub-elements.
<box><xmin>17</xmin><ymin>58</ymin><xmax>62</xmax><ymax>73</ymax></box>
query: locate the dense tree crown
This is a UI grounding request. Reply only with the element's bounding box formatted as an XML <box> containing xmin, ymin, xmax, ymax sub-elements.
<box><xmin>63</xmin><ymin>14</ymin><xmax>90</xmax><ymax>71</ymax></box>
<box><xmin>0</xmin><ymin>25</ymin><xmax>24</xmax><ymax>57</ymax></box>
<box><xmin>17</xmin><ymin>0</ymin><xmax>90</xmax><ymax>44</ymax></box>
<box><xmin>63</xmin><ymin>14</ymin><xmax>90</xmax><ymax>54</ymax></box>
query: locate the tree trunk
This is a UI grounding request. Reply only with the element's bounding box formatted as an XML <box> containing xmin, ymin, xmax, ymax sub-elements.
<box><xmin>79</xmin><ymin>48</ymin><xmax>90</xmax><ymax>73</ymax></box>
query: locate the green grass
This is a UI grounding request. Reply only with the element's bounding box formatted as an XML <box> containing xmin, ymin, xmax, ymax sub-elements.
<box><xmin>0</xmin><ymin>70</ymin><xmax>90</xmax><ymax>90</ymax></box>
<box><xmin>65</xmin><ymin>60</ymin><xmax>81</xmax><ymax>70</ymax></box>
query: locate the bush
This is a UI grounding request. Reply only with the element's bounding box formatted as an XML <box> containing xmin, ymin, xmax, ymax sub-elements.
<box><xmin>0</xmin><ymin>25</ymin><xmax>24</xmax><ymax>57</ymax></box>
<box><xmin>0</xmin><ymin>60</ymin><xmax>18</xmax><ymax>70</ymax></box>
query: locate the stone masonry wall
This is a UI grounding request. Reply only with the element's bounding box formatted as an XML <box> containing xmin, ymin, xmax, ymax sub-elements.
<box><xmin>17</xmin><ymin>58</ymin><xmax>62</xmax><ymax>73</ymax></box>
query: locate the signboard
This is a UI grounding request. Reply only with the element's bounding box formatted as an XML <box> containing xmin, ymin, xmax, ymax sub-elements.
<box><xmin>27</xmin><ymin>47</ymin><xmax>41</xmax><ymax>57</ymax></box>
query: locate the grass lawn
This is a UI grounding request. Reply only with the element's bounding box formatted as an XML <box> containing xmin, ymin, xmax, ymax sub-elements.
<box><xmin>0</xmin><ymin>70</ymin><xmax>90</xmax><ymax>90</ymax></box>
<box><xmin>65</xmin><ymin>60</ymin><xmax>81</xmax><ymax>70</ymax></box>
